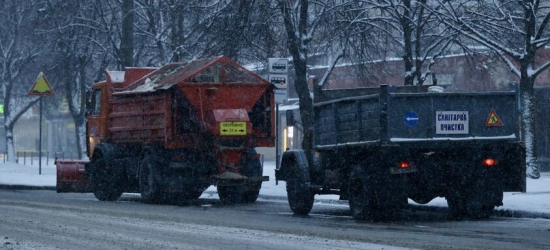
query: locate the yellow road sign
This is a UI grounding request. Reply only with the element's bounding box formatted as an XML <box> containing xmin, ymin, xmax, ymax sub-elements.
<box><xmin>28</xmin><ymin>72</ymin><xmax>54</xmax><ymax>96</ymax></box>
<box><xmin>485</xmin><ymin>109</ymin><xmax>503</xmax><ymax>126</ymax></box>
<box><xmin>220</xmin><ymin>122</ymin><xmax>247</xmax><ymax>135</ymax></box>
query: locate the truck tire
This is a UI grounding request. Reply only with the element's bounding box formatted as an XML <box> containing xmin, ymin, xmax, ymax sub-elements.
<box><xmin>139</xmin><ymin>149</ymin><xmax>163</xmax><ymax>204</ymax></box>
<box><xmin>179</xmin><ymin>189</ymin><xmax>204</xmax><ymax>200</ymax></box>
<box><xmin>447</xmin><ymin>192</ymin><xmax>494</xmax><ymax>219</ymax></box>
<box><xmin>217</xmin><ymin>184</ymin><xmax>260</xmax><ymax>204</ymax></box>
<box><xmin>348</xmin><ymin>166</ymin><xmax>378</xmax><ymax>221</ymax></box>
<box><xmin>217</xmin><ymin>186</ymin><xmax>245</xmax><ymax>204</ymax></box>
<box><xmin>243</xmin><ymin>183</ymin><xmax>261</xmax><ymax>203</ymax></box>
<box><xmin>166</xmin><ymin>188</ymin><xmax>204</xmax><ymax>204</ymax></box>
<box><xmin>281</xmin><ymin>150</ymin><xmax>314</xmax><ymax>216</ymax></box>
<box><xmin>242</xmin><ymin>154</ymin><xmax>263</xmax><ymax>203</ymax></box>
<box><xmin>91</xmin><ymin>145</ymin><xmax>123</xmax><ymax>201</ymax></box>
<box><xmin>446</xmin><ymin>179</ymin><xmax>498</xmax><ymax>219</ymax></box>
<box><xmin>446</xmin><ymin>193</ymin><xmax>467</xmax><ymax>219</ymax></box>
<box><xmin>286</xmin><ymin>174</ymin><xmax>314</xmax><ymax>216</ymax></box>
<box><xmin>348</xmin><ymin>166</ymin><xmax>400</xmax><ymax>221</ymax></box>
<box><xmin>218</xmin><ymin>151</ymin><xmax>263</xmax><ymax>204</ymax></box>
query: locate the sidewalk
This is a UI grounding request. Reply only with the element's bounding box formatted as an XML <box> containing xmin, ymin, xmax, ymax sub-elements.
<box><xmin>1</xmin><ymin>159</ymin><xmax>549</xmax><ymax>217</ymax></box>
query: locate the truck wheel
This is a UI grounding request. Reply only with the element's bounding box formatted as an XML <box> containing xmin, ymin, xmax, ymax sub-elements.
<box><xmin>91</xmin><ymin>149</ymin><xmax>123</xmax><ymax>202</ymax></box>
<box><xmin>446</xmin><ymin>193</ymin><xmax>467</xmax><ymax>219</ymax></box>
<box><xmin>446</xmin><ymin>184</ymin><xmax>497</xmax><ymax>220</ymax></box>
<box><xmin>139</xmin><ymin>150</ymin><xmax>163</xmax><ymax>204</ymax></box>
<box><xmin>348</xmin><ymin>168</ymin><xmax>377</xmax><ymax>221</ymax></box>
<box><xmin>286</xmin><ymin>175</ymin><xmax>314</xmax><ymax>216</ymax></box>
<box><xmin>179</xmin><ymin>187</ymin><xmax>204</xmax><ymax>200</ymax></box>
<box><xmin>217</xmin><ymin>186</ymin><xmax>245</xmax><ymax>204</ymax></box>
<box><xmin>217</xmin><ymin>184</ymin><xmax>260</xmax><ymax>204</ymax></box>
<box><xmin>447</xmin><ymin>193</ymin><xmax>495</xmax><ymax>219</ymax></box>
<box><xmin>348</xmin><ymin>166</ymin><xmax>395</xmax><ymax>221</ymax></box>
<box><xmin>243</xmin><ymin>183</ymin><xmax>261</xmax><ymax>203</ymax></box>
<box><xmin>166</xmin><ymin>189</ymin><xmax>204</xmax><ymax>204</ymax></box>
<box><xmin>470</xmin><ymin>205</ymin><xmax>495</xmax><ymax>219</ymax></box>
<box><xmin>242</xmin><ymin>154</ymin><xmax>262</xmax><ymax>203</ymax></box>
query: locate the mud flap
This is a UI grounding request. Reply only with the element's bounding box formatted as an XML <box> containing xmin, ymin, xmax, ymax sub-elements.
<box><xmin>56</xmin><ymin>160</ymin><xmax>92</xmax><ymax>193</ymax></box>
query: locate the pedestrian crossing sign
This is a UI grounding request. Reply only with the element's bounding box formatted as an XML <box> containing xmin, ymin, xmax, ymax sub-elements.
<box><xmin>28</xmin><ymin>72</ymin><xmax>54</xmax><ymax>96</ymax></box>
<box><xmin>485</xmin><ymin>109</ymin><xmax>503</xmax><ymax>126</ymax></box>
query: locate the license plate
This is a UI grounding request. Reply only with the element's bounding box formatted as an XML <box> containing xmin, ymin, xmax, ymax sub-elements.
<box><xmin>390</xmin><ymin>165</ymin><xmax>417</xmax><ymax>174</ymax></box>
<box><xmin>220</xmin><ymin>122</ymin><xmax>247</xmax><ymax>135</ymax></box>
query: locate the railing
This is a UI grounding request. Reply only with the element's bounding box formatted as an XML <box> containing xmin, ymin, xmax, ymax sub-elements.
<box><xmin>0</xmin><ymin>151</ymin><xmax>67</xmax><ymax>165</ymax></box>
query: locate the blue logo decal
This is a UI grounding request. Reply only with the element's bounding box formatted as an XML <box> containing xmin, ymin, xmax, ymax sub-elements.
<box><xmin>404</xmin><ymin>111</ymin><xmax>419</xmax><ymax>127</ymax></box>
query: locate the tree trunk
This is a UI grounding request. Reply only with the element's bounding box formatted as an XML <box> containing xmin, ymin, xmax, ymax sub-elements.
<box><xmin>120</xmin><ymin>0</ymin><xmax>134</xmax><ymax>68</ymax></box>
<box><xmin>293</xmin><ymin>59</ymin><xmax>315</xmax><ymax>154</ymax></box>
<box><xmin>74</xmin><ymin>116</ymin><xmax>88</xmax><ymax>160</ymax></box>
<box><xmin>402</xmin><ymin>0</ymin><xmax>414</xmax><ymax>86</ymax></box>
<box><xmin>5</xmin><ymin>124</ymin><xmax>16</xmax><ymax>163</ymax></box>
<box><xmin>519</xmin><ymin>75</ymin><xmax>540</xmax><ymax>179</ymax></box>
<box><xmin>279</xmin><ymin>0</ymin><xmax>315</xmax><ymax>164</ymax></box>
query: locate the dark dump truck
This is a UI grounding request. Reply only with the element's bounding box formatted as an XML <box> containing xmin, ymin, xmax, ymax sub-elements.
<box><xmin>276</xmin><ymin>85</ymin><xmax>525</xmax><ymax>220</ymax></box>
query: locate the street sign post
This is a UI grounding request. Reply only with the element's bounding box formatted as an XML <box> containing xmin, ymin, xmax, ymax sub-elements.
<box><xmin>28</xmin><ymin>72</ymin><xmax>55</xmax><ymax>175</ymax></box>
<box><xmin>268</xmin><ymin>58</ymin><xmax>289</xmax><ymax>170</ymax></box>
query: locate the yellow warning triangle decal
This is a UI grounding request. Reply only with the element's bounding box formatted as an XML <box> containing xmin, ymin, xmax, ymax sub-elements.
<box><xmin>485</xmin><ymin>109</ymin><xmax>503</xmax><ymax>126</ymax></box>
<box><xmin>28</xmin><ymin>72</ymin><xmax>54</xmax><ymax>96</ymax></box>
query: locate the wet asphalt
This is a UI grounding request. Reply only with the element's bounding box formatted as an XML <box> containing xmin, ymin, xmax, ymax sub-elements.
<box><xmin>0</xmin><ymin>190</ymin><xmax>549</xmax><ymax>250</ymax></box>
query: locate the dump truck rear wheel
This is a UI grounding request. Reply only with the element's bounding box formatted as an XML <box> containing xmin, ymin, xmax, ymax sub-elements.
<box><xmin>446</xmin><ymin>183</ymin><xmax>497</xmax><ymax>220</ymax></box>
<box><xmin>241</xmin><ymin>155</ymin><xmax>262</xmax><ymax>203</ymax></box>
<box><xmin>348</xmin><ymin>166</ymin><xmax>397</xmax><ymax>221</ymax></box>
<box><xmin>348</xmin><ymin>169</ymin><xmax>378</xmax><ymax>221</ymax></box>
<box><xmin>139</xmin><ymin>150</ymin><xmax>163</xmax><ymax>204</ymax></box>
<box><xmin>446</xmin><ymin>193</ymin><xmax>467</xmax><ymax>219</ymax></box>
<box><xmin>217</xmin><ymin>186</ymin><xmax>245</xmax><ymax>204</ymax></box>
<box><xmin>217</xmin><ymin>184</ymin><xmax>260</xmax><ymax>204</ymax></box>
<box><xmin>163</xmin><ymin>189</ymin><xmax>203</xmax><ymax>204</ymax></box>
<box><xmin>176</xmin><ymin>188</ymin><xmax>204</xmax><ymax>201</ymax></box>
<box><xmin>91</xmin><ymin>151</ymin><xmax>123</xmax><ymax>202</ymax></box>
<box><xmin>447</xmin><ymin>193</ymin><xmax>495</xmax><ymax>219</ymax></box>
<box><xmin>243</xmin><ymin>183</ymin><xmax>261</xmax><ymax>203</ymax></box>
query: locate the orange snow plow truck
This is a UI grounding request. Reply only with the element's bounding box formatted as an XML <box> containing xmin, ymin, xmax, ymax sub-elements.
<box><xmin>56</xmin><ymin>56</ymin><xmax>275</xmax><ymax>204</ymax></box>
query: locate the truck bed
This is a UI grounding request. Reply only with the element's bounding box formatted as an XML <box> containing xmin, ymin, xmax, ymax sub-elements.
<box><xmin>314</xmin><ymin>85</ymin><xmax>520</xmax><ymax>149</ymax></box>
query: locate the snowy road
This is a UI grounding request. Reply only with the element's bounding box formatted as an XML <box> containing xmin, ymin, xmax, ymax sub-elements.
<box><xmin>0</xmin><ymin>190</ymin><xmax>549</xmax><ymax>250</ymax></box>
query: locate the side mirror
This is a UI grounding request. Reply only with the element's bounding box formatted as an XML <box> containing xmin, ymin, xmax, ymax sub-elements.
<box><xmin>286</xmin><ymin>110</ymin><xmax>295</xmax><ymax>126</ymax></box>
<box><xmin>85</xmin><ymin>90</ymin><xmax>92</xmax><ymax>116</ymax></box>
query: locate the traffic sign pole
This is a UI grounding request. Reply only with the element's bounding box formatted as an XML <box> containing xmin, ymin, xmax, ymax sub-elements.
<box><xmin>39</xmin><ymin>96</ymin><xmax>42</xmax><ymax>175</ymax></box>
<box><xmin>267</xmin><ymin>58</ymin><xmax>288</xmax><ymax>170</ymax></box>
<box><xmin>275</xmin><ymin>104</ymin><xmax>280</xmax><ymax>170</ymax></box>
<box><xmin>28</xmin><ymin>72</ymin><xmax>54</xmax><ymax>175</ymax></box>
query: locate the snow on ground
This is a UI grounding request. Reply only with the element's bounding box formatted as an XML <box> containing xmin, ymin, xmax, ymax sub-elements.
<box><xmin>0</xmin><ymin>158</ymin><xmax>56</xmax><ymax>186</ymax></box>
<box><xmin>1</xmin><ymin>159</ymin><xmax>549</xmax><ymax>215</ymax></box>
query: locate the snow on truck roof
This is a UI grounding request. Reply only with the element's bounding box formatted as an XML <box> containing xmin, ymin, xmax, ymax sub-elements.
<box><xmin>113</xmin><ymin>56</ymin><xmax>269</xmax><ymax>95</ymax></box>
<box><xmin>106</xmin><ymin>71</ymin><xmax>125</xmax><ymax>83</ymax></box>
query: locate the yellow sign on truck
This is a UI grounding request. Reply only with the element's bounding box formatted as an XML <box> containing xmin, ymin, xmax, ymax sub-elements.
<box><xmin>220</xmin><ymin>122</ymin><xmax>247</xmax><ymax>135</ymax></box>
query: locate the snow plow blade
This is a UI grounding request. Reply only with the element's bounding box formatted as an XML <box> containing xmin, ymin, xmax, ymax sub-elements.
<box><xmin>56</xmin><ymin>160</ymin><xmax>92</xmax><ymax>193</ymax></box>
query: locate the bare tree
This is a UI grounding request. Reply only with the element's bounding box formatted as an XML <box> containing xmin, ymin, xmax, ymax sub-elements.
<box><xmin>36</xmin><ymin>1</ymin><xmax>106</xmax><ymax>160</ymax></box>
<box><xmin>92</xmin><ymin>0</ymin><xmax>131</xmax><ymax>69</ymax></box>
<box><xmin>121</xmin><ymin>0</ymin><xmax>135</xmax><ymax>67</ymax></box>
<box><xmin>436</xmin><ymin>0</ymin><xmax>550</xmax><ymax>178</ymax></box>
<box><xmin>277</xmin><ymin>0</ymin><xmax>350</xmax><ymax>156</ymax></box>
<box><xmin>342</xmin><ymin>0</ymin><xmax>458</xmax><ymax>86</ymax></box>
<box><xmin>0</xmin><ymin>0</ymin><xmax>40</xmax><ymax>162</ymax></box>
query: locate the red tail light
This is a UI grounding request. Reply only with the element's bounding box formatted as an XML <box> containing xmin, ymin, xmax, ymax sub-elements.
<box><xmin>482</xmin><ymin>158</ymin><xmax>497</xmax><ymax>167</ymax></box>
<box><xmin>399</xmin><ymin>161</ymin><xmax>410</xmax><ymax>169</ymax></box>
